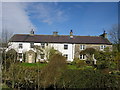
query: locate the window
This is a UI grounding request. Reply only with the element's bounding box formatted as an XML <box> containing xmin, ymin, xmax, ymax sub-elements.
<box><xmin>18</xmin><ymin>53</ymin><xmax>22</xmax><ymax>58</ymax></box>
<box><xmin>79</xmin><ymin>54</ymin><xmax>86</xmax><ymax>60</ymax></box>
<box><xmin>30</xmin><ymin>43</ymin><xmax>34</xmax><ymax>48</ymax></box>
<box><xmin>64</xmin><ymin>45</ymin><xmax>68</xmax><ymax>50</ymax></box>
<box><xmin>19</xmin><ymin>43</ymin><xmax>23</xmax><ymax>49</ymax></box>
<box><xmin>80</xmin><ymin>45</ymin><xmax>85</xmax><ymax>50</ymax></box>
<box><xmin>40</xmin><ymin>54</ymin><xmax>45</xmax><ymax>59</ymax></box>
<box><xmin>46</xmin><ymin>43</ymin><xmax>48</xmax><ymax>46</ymax></box>
<box><xmin>64</xmin><ymin>54</ymin><xmax>68</xmax><ymax>59</ymax></box>
<box><xmin>100</xmin><ymin>45</ymin><xmax>106</xmax><ymax>50</ymax></box>
<box><xmin>41</xmin><ymin>43</ymin><xmax>45</xmax><ymax>48</ymax></box>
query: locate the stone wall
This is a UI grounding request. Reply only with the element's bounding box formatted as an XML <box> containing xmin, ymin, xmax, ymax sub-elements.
<box><xmin>74</xmin><ymin>44</ymin><xmax>112</xmax><ymax>59</ymax></box>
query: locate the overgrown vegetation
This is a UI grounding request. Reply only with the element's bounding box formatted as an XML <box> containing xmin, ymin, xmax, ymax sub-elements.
<box><xmin>2</xmin><ymin>46</ymin><xmax>120</xmax><ymax>89</ymax></box>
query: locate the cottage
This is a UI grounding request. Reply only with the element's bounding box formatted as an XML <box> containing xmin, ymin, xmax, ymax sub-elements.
<box><xmin>7</xmin><ymin>30</ymin><xmax>112</xmax><ymax>63</ymax></box>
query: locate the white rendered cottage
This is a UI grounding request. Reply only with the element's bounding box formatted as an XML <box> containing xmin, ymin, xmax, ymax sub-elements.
<box><xmin>7</xmin><ymin>30</ymin><xmax>112</xmax><ymax>63</ymax></box>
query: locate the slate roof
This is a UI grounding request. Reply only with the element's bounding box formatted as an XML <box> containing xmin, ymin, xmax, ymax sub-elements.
<box><xmin>9</xmin><ymin>34</ymin><xmax>112</xmax><ymax>45</ymax></box>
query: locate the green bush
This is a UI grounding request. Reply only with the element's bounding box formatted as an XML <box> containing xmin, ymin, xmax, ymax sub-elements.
<box><xmin>57</xmin><ymin>69</ymin><xmax>119</xmax><ymax>88</ymax></box>
<box><xmin>76</xmin><ymin>60</ymin><xmax>87</xmax><ymax>68</ymax></box>
<box><xmin>72</xmin><ymin>58</ymin><xmax>87</xmax><ymax>68</ymax></box>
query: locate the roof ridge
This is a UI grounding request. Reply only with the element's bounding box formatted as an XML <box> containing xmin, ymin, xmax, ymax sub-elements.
<box><xmin>14</xmin><ymin>34</ymin><xmax>100</xmax><ymax>37</ymax></box>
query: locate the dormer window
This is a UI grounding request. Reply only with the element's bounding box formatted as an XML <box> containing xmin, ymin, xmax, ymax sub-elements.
<box><xmin>100</xmin><ymin>45</ymin><xmax>106</xmax><ymax>50</ymax></box>
<box><xmin>19</xmin><ymin>43</ymin><xmax>23</xmax><ymax>49</ymax></box>
<box><xmin>80</xmin><ymin>45</ymin><xmax>85</xmax><ymax>50</ymax></box>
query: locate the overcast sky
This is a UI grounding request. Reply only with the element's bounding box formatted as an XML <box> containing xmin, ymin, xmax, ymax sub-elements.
<box><xmin>1</xmin><ymin>1</ymin><xmax>118</xmax><ymax>36</ymax></box>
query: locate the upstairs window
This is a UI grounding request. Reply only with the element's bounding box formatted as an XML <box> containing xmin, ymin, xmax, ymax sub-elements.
<box><xmin>100</xmin><ymin>45</ymin><xmax>106</xmax><ymax>50</ymax></box>
<box><xmin>79</xmin><ymin>54</ymin><xmax>86</xmax><ymax>60</ymax></box>
<box><xmin>80</xmin><ymin>45</ymin><xmax>85</xmax><ymax>50</ymax></box>
<box><xmin>64</xmin><ymin>45</ymin><xmax>68</xmax><ymax>50</ymax></box>
<box><xmin>41</xmin><ymin>43</ymin><xmax>45</xmax><ymax>48</ymax></box>
<box><xmin>30</xmin><ymin>43</ymin><xmax>34</xmax><ymax>48</ymax></box>
<box><xmin>19</xmin><ymin>43</ymin><xmax>23</xmax><ymax>49</ymax></box>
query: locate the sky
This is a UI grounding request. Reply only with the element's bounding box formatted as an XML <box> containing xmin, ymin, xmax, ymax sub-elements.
<box><xmin>1</xmin><ymin>1</ymin><xmax>118</xmax><ymax>37</ymax></box>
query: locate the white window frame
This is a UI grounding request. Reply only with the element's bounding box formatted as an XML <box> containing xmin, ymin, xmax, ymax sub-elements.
<box><xmin>19</xmin><ymin>43</ymin><xmax>23</xmax><ymax>49</ymax></box>
<box><xmin>40</xmin><ymin>54</ymin><xmax>45</xmax><ymax>59</ymax></box>
<box><xmin>64</xmin><ymin>45</ymin><xmax>68</xmax><ymax>50</ymax></box>
<box><xmin>80</xmin><ymin>45</ymin><xmax>85</xmax><ymax>50</ymax></box>
<box><xmin>79</xmin><ymin>54</ymin><xmax>86</xmax><ymax>60</ymax></box>
<box><xmin>30</xmin><ymin>43</ymin><xmax>34</xmax><ymax>48</ymax></box>
<box><xmin>64</xmin><ymin>54</ymin><xmax>68</xmax><ymax>59</ymax></box>
<box><xmin>100</xmin><ymin>45</ymin><xmax>106</xmax><ymax>50</ymax></box>
<box><xmin>41</xmin><ymin>43</ymin><xmax>45</xmax><ymax>48</ymax></box>
<box><xmin>18</xmin><ymin>53</ymin><xmax>22</xmax><ymax>59</ymax></box>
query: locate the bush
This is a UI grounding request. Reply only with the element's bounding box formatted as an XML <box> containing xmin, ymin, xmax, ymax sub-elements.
<box><xmin>57</xmin><ymin>69</ymin><xmax>119</xmax><ymax>88</ymax></box>
<box><xmin>72</xmin><ymin>58</ymin><xmax>87</xmax><ymax>68</ymax></box>
<box><xmin>76</xmin><ymin>60</ymin><xmax>87</xmax><ymax>68</ymax></box>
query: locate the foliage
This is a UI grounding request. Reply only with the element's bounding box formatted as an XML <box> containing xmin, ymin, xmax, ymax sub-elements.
<box><xmin>40</xmin><ymin>53</ymin><xmax>67</xmax><ymax>88</ymax></box>
<box><xmin>20</xmin><ymin>62</ymin><xmax>47</xmax><ymax>67</ymax></box>
<box><xmin>94</xmin><ymin>50</ymin><xmax>117</xmax><ymax>70</ymax></box>
<box><xmin>114</xmin><ymin>52</ymin><xmax>120</xmax><ymax>70</ymax></box>
<box><xmin>3</xmin><ymin>63</ymin><xmax>39</xmax><ymax>89</ymax></box>
<box><xmin>2</xmin><ymin>62</ymin><xmax>120</xmax><ymax>89</ymax></box>
<box><xmin>67</xmin><ymin>65</ymin><xmax>78</xmax><ymax>70</ymax></box>
<box><xmin>2</xmin><ymin>49</ymin><xmax>17</xmax><ymax>70</ymax></box>
<box><xmin>80</xmin><ymin>48</ymin><xmax>96</xmax><ymax>55</ymax></box>
<box><xmin>57</xmin><ymin>69</ymin><xmax>120</xmax><ymax>88</ymax></box>
<box><xmin>80</xmin><ymin>48</ymin><xmax>96</xmax><ymax>66</ymax></box>
<box><xmin>47</xmin><ymin>48</ymin><xmax>61</xmax><ymax>61</ymax></box>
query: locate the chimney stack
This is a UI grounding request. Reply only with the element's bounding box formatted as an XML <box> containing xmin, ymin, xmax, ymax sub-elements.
<box><xmin>100</xmin><ymin>30</ymin><xmax>107</xmax><ymax>38</ymax></box>
<box><xmin>30</xmin><ymin>29</ymin><xmax>34</xmax><ymax>35</ymax></box>
<box><xmin>53</xmin><ymin>31</ymin><xmax>58</xmax><ymax>36</ymax></box>
<box><xmin>70</xmin><ymin>30</ymin><xmax>73</xmax><ymax>38</ymax></box>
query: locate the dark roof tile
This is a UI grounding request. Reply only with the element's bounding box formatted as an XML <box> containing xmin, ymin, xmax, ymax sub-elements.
<box><xmin>9</xmin><ymin>34</ymin><xmax>112</xmax><ymax>45</ymax></box>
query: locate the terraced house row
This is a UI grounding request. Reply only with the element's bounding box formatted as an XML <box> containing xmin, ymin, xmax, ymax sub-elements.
<box><xmin>7</xmin><ymin>30</ymin><xmax>112</xmax><ymax>63</ymax></box>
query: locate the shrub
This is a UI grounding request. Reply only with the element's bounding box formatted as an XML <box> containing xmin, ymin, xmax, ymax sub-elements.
<box><xmin>76</xmin><ymin>60</ymin><xmax>87</xmax><ymax>68</ymax></box>
<box><xmin>57</xmin><ymin>69</ymin><xmax>119</xmax><ymax>88</ymax></box>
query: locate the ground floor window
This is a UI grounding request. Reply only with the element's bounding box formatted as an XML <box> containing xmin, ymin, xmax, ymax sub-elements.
<box><xmin>64</xmin><ymin>54</ymin><xmax>68</xmax><ymax>59</ymax></box>
<box><xmin>79</xmin><ymin>54</ymin><xmax>86</xmax><ymax>60</ymax></box>
<box><xmin>18</xmin><ymin>53</ymin><xmax>22</xmax><ymax>58</ymax></box>
<box><xmin>40</xmin><ymin>54</ymin><xmax>45</xmax><ymax>59</ymax></box>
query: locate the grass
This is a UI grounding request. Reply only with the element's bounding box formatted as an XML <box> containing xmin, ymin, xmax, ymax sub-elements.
<box><xmin>19</xmin><ymin>62</ymin><xmax>78</xmax><ymax>69</ymax></box>
<box><xmin>2</xmin><ymin>83</ymin><xmax>12</xmax><ymax>90</ymax></box>
<box><xmin>19</xmin><ymin>63</ymin><xmax>47</xmax><ymax>68</ymax></box>
<box><xmin>67</xmin><ymin>65</ymin><xmax>78</xmax><ymax>69</ymax></box>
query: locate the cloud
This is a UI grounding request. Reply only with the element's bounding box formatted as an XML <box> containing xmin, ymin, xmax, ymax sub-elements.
<box><xmin>2</xmin><ymin>2</ymin><xmax>35</xmax><ymax>35</ymax></box>
<box><xmin>26</xmin><ymin>3</ymin><xmax>67</xmax><ymax>25</ymax></box>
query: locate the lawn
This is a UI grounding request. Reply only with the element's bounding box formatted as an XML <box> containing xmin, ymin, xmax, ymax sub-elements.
<box><xmin>19</xmin><ymin>63</ymin><xmax>78</xmax><ymax>69</ymax></box>
<box><xmin>19</xmin><ymin>63</ymin><xmax>47</xmax><ymax>68</ymax></box>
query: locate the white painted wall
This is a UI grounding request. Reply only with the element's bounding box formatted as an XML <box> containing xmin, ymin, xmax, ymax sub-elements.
<box><xmin>49</xmin><ymin>43</ymin><xmax>75</xmax><ymax>61</ymax></box>
<box><xmin>7</xmin><ymin>42</ymin><xmax>75</xmax><ymax>62</ymax></box>
<box><xmin>7</xmin><ymin>42</ymin><xmax>112</xmax><ymax>62</ymax></box>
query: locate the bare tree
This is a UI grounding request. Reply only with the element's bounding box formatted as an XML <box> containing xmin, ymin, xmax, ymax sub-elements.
<box><xmin>108</xmin><ymin>24</ymin><xmax>120</xmax><ymax>51</ymax></box>
<box><xmin>1</xmin><ymin>28</ymin><xmax>13</xmax><ymax>87</ymax></box>
<box><xmin>108</xmin><ymin>24</ymin><xmax>118</xmax><ymax>44</ymax></box>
